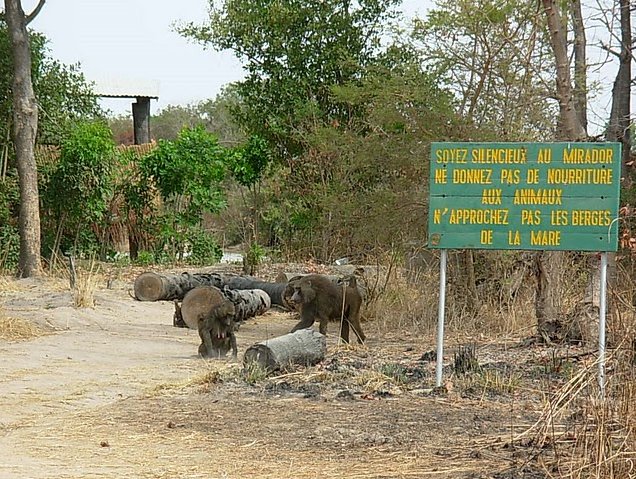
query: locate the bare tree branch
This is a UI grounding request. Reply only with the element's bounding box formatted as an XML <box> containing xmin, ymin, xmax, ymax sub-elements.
<box><xmin>25</xmin><ymin>0</ymin><xmax>45</xmax><ymax>25</ymax></box>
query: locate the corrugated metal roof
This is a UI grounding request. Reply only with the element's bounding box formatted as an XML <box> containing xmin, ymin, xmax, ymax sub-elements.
<box><xmin>92</xmin><ymin>77</ymin><xmax>160</xmax><ymax>99</ymax></box>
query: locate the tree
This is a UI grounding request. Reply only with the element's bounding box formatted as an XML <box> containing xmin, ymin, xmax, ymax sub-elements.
<box><xmin>3</xmin><ymin>0</ymin><xmax>45</xmax><ymax>277</ymax></box>
<box><xmin>177</xmin><ymin>0</ymin><xmax>400</xmax><ymax>162</ymax></box>
<box><xmin>1</xmin><ymin>28</ymin><xmax>103</xmax><ymax>149</ymax></box>
<box><xmin>134</xmin><ymin>126</ymin><xmax>228</xmax><ymax>263</ymax></box>
<box><xmin>42</xmin><ymin>121</ymin><xmax>116</xmax><ymax>257</ymax></box>
<box><xmin>414</xmin><ymin>0</ymin><xmax>557</xmax><ymax>141</ymax></box>
<box><xmin>414</xmin><ymin>0</ymin><xmax>559</xmax><ymax>314</ymax></box>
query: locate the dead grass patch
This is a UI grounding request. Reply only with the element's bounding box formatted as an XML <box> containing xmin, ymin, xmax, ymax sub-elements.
<box><xmin>0</xmin><ymin>275</ymin><xmax>23</xmax><ymax>294</ymax></box>
<box><xmin>72</xmin><ymin>258</ymin><xmax>101</xmax><ymax>308</ymax></box>
<box><xmin>0</xmin><ymin>313</ymin><xmax>45</xmax><ymax>341</ymax></box>
<box><xmin>150</xmin><ymin>362</ymin><xmax>243</xmax><ymax>394</ymax></box>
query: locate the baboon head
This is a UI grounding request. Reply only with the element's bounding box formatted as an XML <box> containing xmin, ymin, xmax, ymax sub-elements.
<box><xmin>289</xmin><ymin>279</ymin><xmax>317</xmax><ymax>306</ymax></box>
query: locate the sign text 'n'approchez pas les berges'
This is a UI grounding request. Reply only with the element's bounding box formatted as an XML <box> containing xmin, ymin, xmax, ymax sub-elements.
<box><xmin>427</xmin><ymin>142</ymin><xmax>621</xmax><ymax>251</ymax></box>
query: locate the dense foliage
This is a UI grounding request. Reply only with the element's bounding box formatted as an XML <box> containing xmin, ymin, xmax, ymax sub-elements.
<box><xmin>41</xmin><ymin>121</ymin><xmax>117</xmax><ymax>257</ymax></box>
<box><xmin>177</xmin><ymin>0</ymin><xmax>401</xmax><ymax>161</ymax></box>
<box><xmin>130</xmin><ymin>126</ymin><xmax>229</xmax><ymax>264</ymax></box>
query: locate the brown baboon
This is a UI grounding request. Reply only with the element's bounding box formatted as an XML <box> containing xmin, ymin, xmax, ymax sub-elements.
<box><xmin>198</xmin><ymin>300</ymin><xmax>238</xmax><ymax>359</ymax></box>
<box><xmin>288</xmin><ymin>274</ymin><xmax>365</xmax><ymax>344</ymax></box>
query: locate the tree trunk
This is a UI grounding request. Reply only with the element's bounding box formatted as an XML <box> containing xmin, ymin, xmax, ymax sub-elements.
<box><xmin>570</xmin><ymin>0</ymin><xmax>587</xmax><ymax>133</ymax></box>
<box><xmin>5</xmin><ymin>0</ymin><xmax>43</xmax><ymax>277</ymax></box>
<box><xmin>462</xmin><ymin>250</ymin><xmax>481</xmax><ymax>312</ymax></box>
<box><xmin>134</xmin><ymin>271</ymin><xmax>224</xmax><ymax>301</ymax></box>
<box><xmin>536</xmin><ymin>0</ymin><xmax>589</xmax><ymax>343</ymax></box>
<box><xmin>243</xmin><ymin>329</ymin><xmax>327</xmax><ymax>372</ymax></box>
<box><xmin>133</xmin><ymin>271</ymin><xmax>287</xmax><ymax>306</ymax></box>
<box><xmin>541</xmin><ymin>0</ymin><xmax>587</xmax><ymax>140</ymax></box>
<box><xmin>534</xmin><ymin>250</ymin><xmax>560</xmax><ymax>337</ymax></box>
<box><xmin>606</xmin><ymin>0</ymin><xmax>631</xmax><ymax>174</ymax></box>
<box><xmin>178</xmin><ymin>285</ymin><xmax>271</xmax><ymax>329</ymax></box>
<box><xmin>224</xmin><ymin>276</ymin><xmax>288</xmax><ymax>306</ymax></box>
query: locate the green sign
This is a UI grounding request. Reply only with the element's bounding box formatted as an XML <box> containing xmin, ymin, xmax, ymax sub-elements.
<box><xmin>427</xmin><ymin>142</ymin><xmax>621</xmax><ymax>251</ymax></box>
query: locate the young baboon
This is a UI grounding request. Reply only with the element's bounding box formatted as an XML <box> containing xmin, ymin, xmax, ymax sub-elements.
<box><xmin>288</xmin><ymin>274</ymin><xmax>365</xmax><ymax>344</ymax></box>
<box><xmin>198</xmin><ymin>300</ymin><xmax>238</xmax><ymax>359</ymax></box>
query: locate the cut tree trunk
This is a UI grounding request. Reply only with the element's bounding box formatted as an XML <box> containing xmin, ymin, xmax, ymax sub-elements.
<box><xmin>134</xmin><ymin>272</ymin><xmax>223</xmax><ymax>301</ymax></box>
<box><xmin>224</xmin><ymin>276</ymin><xmax>287</xmax><ymax>307</ymax></box>
<box><xmin>243</xmin><ymin>329</ymin><xmax>327</xmax><ymax>372</ymax></box>
<box><xmin>179</xmin><ymin>286</ymin><xmax>271</xmax><ymax>330</ymax></box>
<box><xmin>133</xmin><ymin>271</ymin><xmax>287</xmax><ymax>306</ymax></box>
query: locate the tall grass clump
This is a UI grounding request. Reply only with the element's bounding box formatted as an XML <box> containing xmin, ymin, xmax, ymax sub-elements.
<box><xmin>73</xmin><ymin>257</ymin><xmax>101</xmax><ymax>308</ymax></box>
<box><xmin>528</xmin><ymin>262</ymin><xmax>636</xmax><ymax>478</ymax></box>
<box><xmin>363</xmin><ymin>264</ymin><xmax>439</xmax><ymax>336</ymax></box>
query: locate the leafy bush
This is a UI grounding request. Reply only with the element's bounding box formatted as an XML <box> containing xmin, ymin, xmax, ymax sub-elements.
<box><xmin>140</xmin><ymin>125</ymin><xmax>227</xmax><ymax>220</ymax></box>
<box><xmin>135</xmin><ymin>251</ymin><xmax>155</xmax><ymax>266</ymax></box>
<box><xmin>130</xmin><ymin>126</ymin><xmax>229</xmax><ymax>264</ymax></box>
<box><xmin>42</xmin><ymin>120</ymin><xmax>117</xmax><ymax>257</ymax></box>
<box><xmin>0</xmin><ymin>224</ymin><xmax>20</xmax><ymax>272</ymax></box>
<box><xmin>185</xmin><ymin>227</ymin><xmax>223</xmax><ymax>266</ymax></box>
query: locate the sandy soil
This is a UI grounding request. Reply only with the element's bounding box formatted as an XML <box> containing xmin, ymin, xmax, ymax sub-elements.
<box><xmin>0</xmin><ymin>271</ymin><xmax>557</xmax><ymax>478</ymax></box>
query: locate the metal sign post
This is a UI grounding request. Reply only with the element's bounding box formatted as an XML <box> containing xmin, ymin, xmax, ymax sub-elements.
<box><xmin>598</xmin><ymin>252</ymin><xmax>608</xmax><ymax>396</ymax></box>
<box><xmin>435</xmin><ymin>249</ymin><xmax>448</xmax><ymax>387</ymax></box>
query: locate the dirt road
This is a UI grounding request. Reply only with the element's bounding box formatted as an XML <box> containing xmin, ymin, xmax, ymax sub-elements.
<box><xmin>0</xmin><ymin>276</ymin><xmax>544</xmax><ymax>478</ymax></box>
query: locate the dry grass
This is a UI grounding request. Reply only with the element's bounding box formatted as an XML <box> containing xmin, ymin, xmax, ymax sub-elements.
<box><xmin>0</xmin><ymin>312</ymin><xmax>45</xmax><ymax>341</ymax></box>
<box><xmin>516</xmin><ymin>263</ymin><xmax>636</xmax><ymax>478</ymax></box>
<box><xmin>365</xmin><ymin>267</ymin><xmax>438</xmax><ymax>336</ymax></box>
<box><xmin>72</xmin><ymin>257</ymin><xmax>101</xmax><ymax>308</ymax></box>
<box><xmin>1</xmin><ymin>277</ymin><xmax>42</xmax><ymax>341</ymax></box>
<box><xmin>1</xmin><ymin>257</ymin><xmax>634</xmax><ymax>478</ymax></box>
<box><xmin>366</xmin><ymin>262</ymin><xmax>533</xmax><ymax>341</ymax></box>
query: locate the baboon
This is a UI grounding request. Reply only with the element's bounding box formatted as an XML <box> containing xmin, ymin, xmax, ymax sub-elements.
<box><xmin>198</xmin><ymin>300</ymin><xmax>238</xmax><ymax>359</ymax></box>
<box><xmin>287</xmin><ymin>274</ymin><xmax>365</xmax><ymax>344</ymax></box>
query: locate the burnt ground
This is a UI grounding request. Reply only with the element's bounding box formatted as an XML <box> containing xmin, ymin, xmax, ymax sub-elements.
<box><xmin>0</xmin><ymin>270</ymin><xmax>586</xmax><ymax>478</ymax></box>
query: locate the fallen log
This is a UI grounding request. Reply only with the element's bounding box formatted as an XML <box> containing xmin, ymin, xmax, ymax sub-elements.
<box><xmin>134</xmin><ymin>272</ymin><xmax>225</xmax><ymax>301</ymax></box>
<box><xmin>133</xmin><ymin>271</ymin><xmax>286</xmax><ymax>306</ymax></box>
<box><xmin>180</xmin><ymin>286</ymin><xmax>271</xmax><ymax>330</ymax></box>
<box><xmin>243</xmin><ymin>329</ymin><xmax>327</xmax><ymax>372</ymax></box>
<box><xmin>224</xmin><ymin>277</ymin><xmax>287</xmax><ymax>307</ymax></box>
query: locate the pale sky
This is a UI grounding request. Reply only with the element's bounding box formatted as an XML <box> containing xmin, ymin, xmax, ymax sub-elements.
<box><xmin>25</xmin><ymin>0</ymin><xmax>429</xmax><ymax>117</ymax></box>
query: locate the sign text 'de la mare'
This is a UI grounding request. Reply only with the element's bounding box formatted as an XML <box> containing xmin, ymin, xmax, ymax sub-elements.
<box><xmin>427</xmin><ymin>142</ymin><xmax>621</xmax><ymax>251</ymax></box>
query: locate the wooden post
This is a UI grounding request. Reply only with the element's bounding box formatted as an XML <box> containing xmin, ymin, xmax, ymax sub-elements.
<box><xmin>132</xmin><ymin>97</ymin><xmax>150</xmax><ymax>144</ymax></box>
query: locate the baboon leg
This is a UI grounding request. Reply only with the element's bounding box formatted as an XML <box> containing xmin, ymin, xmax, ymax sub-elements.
<box><xmin>348</xmin><ymin>319</ymin><xmax>366</xmax><ymax>344</ymax></box>
<box><xmin>339</xmin><ymin>319</ymin><xmax>351</xmax><ymax>343</ymax></box>
<box><xmin>229</xmin><ymin>332</ymin><xmax>238</xmax><ymax>359</ymax></box>
<box><xmin>291</xmin><ymin>311</ymin><xmax>315</xmax><ymax>333</ymax></box>
<box><xmin>318</xmin><ymin>316</ymin><xmax>329</xmax><ymax>335</ymax></box>
<box><xmin>347</xmin><ymin>302</ymin><xmax>365</xmax><ymax>344</ymax></box>
<box><xmin>198</xmin><ymin>323</ymin><xmax>214</xmax><ymax>358</ymax></box>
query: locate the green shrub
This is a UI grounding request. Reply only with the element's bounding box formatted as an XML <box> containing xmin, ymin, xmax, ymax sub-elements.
<box><xmin>0</xmin><ymin>224</ymin><xmax>20</xmax><ymax>272</ymax></box>
<box><xmin>186</xmin><ymin>228</ymin><xmax>223</xmax><ymax>266</ymax></box>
